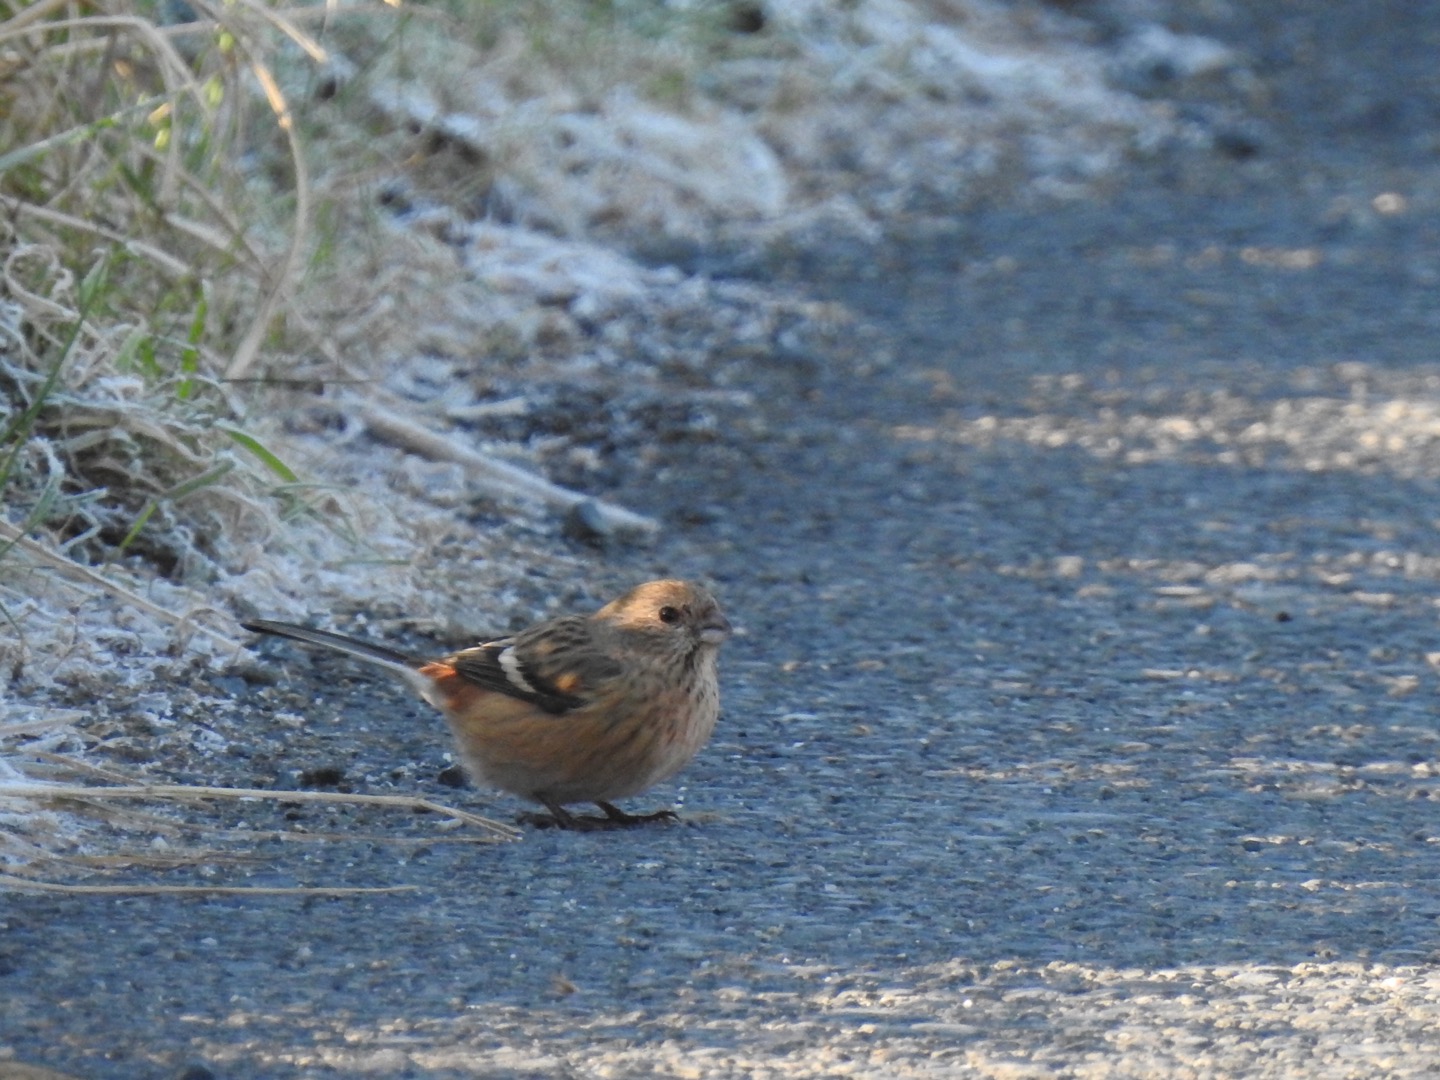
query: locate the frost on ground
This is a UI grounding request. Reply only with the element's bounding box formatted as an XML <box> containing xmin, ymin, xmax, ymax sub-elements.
<box><xmin>0</xmin><ymin>0</ymin><xmax>1239</xmax><ymax>869</ymax></box>
<box><xmin>3</xmin><ymin>0</ymin><xmax>1224</xmax><ymax>679</ymax></box>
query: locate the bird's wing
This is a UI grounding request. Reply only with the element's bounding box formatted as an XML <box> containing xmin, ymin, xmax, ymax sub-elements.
<box><xmin>446</xmin><ymin>615</ymin><xmax>624</xmax><ymax>715</ymax></box>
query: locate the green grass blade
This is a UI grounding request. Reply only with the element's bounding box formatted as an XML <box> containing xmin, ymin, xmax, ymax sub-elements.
<box><xmin>115</xmin><ymin>502</ymin><xmax>159</xmax><ymax>557</ymax></box>
<box><xmin>164</xmin><ymin>459</ymin><xmax>235</xmax><ymax>500</ymax></box>
<box><xmin>177</xmin><ymin>292</ymin><xmax>209</xmax><ymax>401</ymax></box>
<box><xmin>221</xmin><ymin>428</ymin><xmax>300</xmax><ymax>483</ymax></box>
<box><xmin>112</xmin><ymin>460</ymin><xmax>236</xmax><ymax>557</ymax></box>
<box><xmin>0</xmin><ymin>254</ymin><xmax>112</xmax><ymax>485</ymax></box>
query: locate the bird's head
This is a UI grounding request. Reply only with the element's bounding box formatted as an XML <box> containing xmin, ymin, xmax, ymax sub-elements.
<box><xmin>597</xmin><ymin>579</ymin><xmax>731</xmax><ymax>653</ymax></box>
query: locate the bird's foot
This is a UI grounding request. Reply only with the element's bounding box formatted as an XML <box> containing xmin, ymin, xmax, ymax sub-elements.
<box><xmin>595</xmin><ymin>801</ymin><xmax>678</xmax><ymax>826</ymax></box>
<box><xmin>517</xmin><ymin>801</ymin><xmax>679</xmax><ymax>830</ymax></box>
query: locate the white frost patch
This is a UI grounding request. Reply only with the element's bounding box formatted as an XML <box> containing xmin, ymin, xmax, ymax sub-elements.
<box><xmin>364</xmin><ymin>0</ymin><xmax>1191</xmax><ymax>239</ymax></box>
<box><xmin>368</xmin><ymin>83</ymin><xmax>788</xmax><ymax>239</ymax></box>
<box><xmin>1116</xmin><ymin>23</ymin><xmax>1239</xmax><ymax>82</ymax></box>
<box><xmin>461</xmin><ymin>221</ymin><xmax>678</xmax><ymax>311</ymax></box>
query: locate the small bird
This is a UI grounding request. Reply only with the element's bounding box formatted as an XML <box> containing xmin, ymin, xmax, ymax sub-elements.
<box><xmin>241</xmin><ymin>580</ymin><xmax>730</xmax><ymax>830</ymax></box>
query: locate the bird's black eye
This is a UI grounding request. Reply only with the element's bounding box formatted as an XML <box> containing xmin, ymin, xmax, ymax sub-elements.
<box><xmin>658</xmin><ymin>605</ymin><xmax>681</xmax><ymax>624</ymax></box>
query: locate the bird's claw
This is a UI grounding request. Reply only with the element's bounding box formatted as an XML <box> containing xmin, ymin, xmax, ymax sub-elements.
<box><xmin>518</xmin><ymin>802</ymin><xmax>679</xmax><ymax>830</ymax></box>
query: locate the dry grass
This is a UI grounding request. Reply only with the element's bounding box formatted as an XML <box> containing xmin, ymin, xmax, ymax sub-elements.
<box><xmin>0</xmin><ymin>1</ymin><xmax>349</xmax><ymax>670</ymax></box>
<box><xmin>0</xmin><ymin>0</ymin><xmax>426</xmax><ymax>882</ymax></box>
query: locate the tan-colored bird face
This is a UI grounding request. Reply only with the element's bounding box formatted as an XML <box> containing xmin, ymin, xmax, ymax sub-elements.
<box><xmin>597</xmin><ymin>580</ymin><xmax>731</xmax><ymax>648</ymax></box>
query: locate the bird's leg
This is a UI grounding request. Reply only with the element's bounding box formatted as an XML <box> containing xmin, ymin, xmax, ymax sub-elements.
<box><xmin>515</xmin><ymin>799</ymin><xmax>584</xmax><ymax>830</ymax></box>
<box><xmin>595</xmin><ymin>801</ymin><xmax>678</xmax><ymax>826</ymax></box>
<box><xmin>518</xmin><ymin>798</ymin><xmax>678</xmax><ymax>830</ymax></box>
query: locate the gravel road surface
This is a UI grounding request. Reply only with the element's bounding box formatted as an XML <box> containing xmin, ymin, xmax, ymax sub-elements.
<box><xmin>8</xmin><ymin>2</ymin><xmax>1440</xmax><ymax>1077</ymax></box>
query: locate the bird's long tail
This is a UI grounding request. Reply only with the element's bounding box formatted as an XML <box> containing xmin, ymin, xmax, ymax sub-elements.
<box><xmin>241</xmin><ymin>620</ymin><xmax>423</xmax><ymax>678</ymax></box>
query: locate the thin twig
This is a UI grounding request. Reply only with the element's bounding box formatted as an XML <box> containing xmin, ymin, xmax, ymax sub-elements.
<box><xmin>1</xmin><ymin>782</ymin><xmax>521</xmax><ymax>840</ymax></box>
<box><xmin>0</xmin><ymin>874</ymin><xmax>420</xmax><ymax>896</ymax></box>
<box><xmin>3</xmin><ymin>200</ymin><xmax>192</xmax><ymax>277</ymax></box>
<box><xmin>0</xmin><ymin>709</ymin><xmax>86</xmax><ymax>739</ymax></box>
<box><xmin>0</xmin><ymin>521</ymin><xmax>243</xmax><ymax>652</ymax></box>
<box><xmin>357</xmin><ymin>400</ymin><xmax>660</xmax><ymax>536</ymax></box>
<box><xmin>222</xmin><ymin>19</ymin><xmax>310</xmax><ymax>380</ymax></box>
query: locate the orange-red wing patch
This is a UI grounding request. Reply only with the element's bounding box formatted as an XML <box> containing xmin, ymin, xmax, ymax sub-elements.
<box><xmin>418</xmin><ymin>661</ymin><xmax>488</xmax><ymax>714</ymax></box>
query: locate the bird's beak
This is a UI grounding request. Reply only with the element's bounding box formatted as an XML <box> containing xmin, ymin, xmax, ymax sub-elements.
<box><xmin>699</xmin><ymin>611</ymin><xmax>732</xmax><ymax>646</ymax></box>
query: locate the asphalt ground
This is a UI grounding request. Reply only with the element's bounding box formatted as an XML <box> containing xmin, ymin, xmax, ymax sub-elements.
<box><xmin>8</xmin><ymin>2</ymin><xmax>1440</xmax><ymax>1076</ymax></box>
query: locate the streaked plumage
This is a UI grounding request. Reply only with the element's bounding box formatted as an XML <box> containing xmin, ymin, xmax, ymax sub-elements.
<box><xmin>242</xmin><ymin>580</ymin><xmax>729</xmax><ymax>829</ymax></box>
